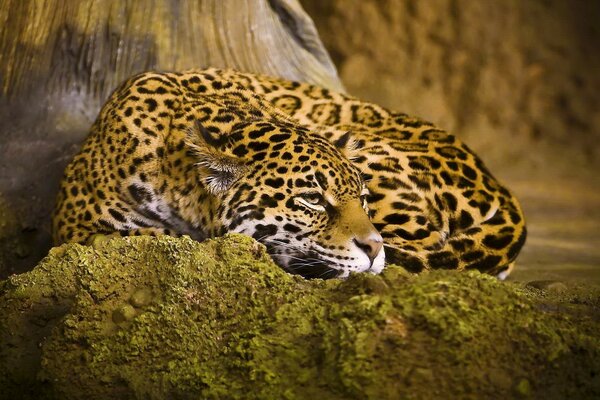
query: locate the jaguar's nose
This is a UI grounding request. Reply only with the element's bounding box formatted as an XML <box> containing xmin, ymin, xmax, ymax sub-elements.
<box><xmin>353</xmin><ymin>233</ymin><xmax>383</xmax><ymax>264</ymax></box>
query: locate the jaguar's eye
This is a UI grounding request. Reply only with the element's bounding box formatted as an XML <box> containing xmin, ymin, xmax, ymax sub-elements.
<box><xmin>360</xmin><ymin>189</ymin><xmax>370</xmax><ymax>210</ymax></box>
<box><xmin>360</xmin><ymin>188</ymin><xmax>370</xmax><ymax>202</ymax></box>
<box><xmin>296</xmin><ymin>192</ymin><xmax>328</xmax><ymax>211</ymax></box>
<box><xmin>302</xmin><ymin>192</ymin><xmax>326</xmax><ymax>206</ymax></box>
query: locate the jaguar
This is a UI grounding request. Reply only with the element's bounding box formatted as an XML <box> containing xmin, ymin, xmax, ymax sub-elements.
<box><xmin>52</xmin><ymin>68</ymin><xmax>526</xmax><ymax>279</ymax></box>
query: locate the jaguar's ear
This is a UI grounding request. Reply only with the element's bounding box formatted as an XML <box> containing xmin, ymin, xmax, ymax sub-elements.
<box><xmin>333</xmin><ymin>131</ymin><xmax>359</xmax><ymax>160</ymax></box>
<box><xmin>186</xmin><ymin>120</ymin><xmax>246</xmax><ymax>195</ymax></box>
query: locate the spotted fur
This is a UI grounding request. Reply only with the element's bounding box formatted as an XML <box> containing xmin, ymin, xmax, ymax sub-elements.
<box><xmin>52</xmin><ymin>68</ymin><xmax>526</xmax><ymax>279</ymax></box>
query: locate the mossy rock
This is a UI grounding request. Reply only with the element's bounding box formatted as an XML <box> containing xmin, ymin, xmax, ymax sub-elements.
<box><xmin>1</xmin><ymin>234</ymin><xmax>598</xmax><ymax>399</ymax></box>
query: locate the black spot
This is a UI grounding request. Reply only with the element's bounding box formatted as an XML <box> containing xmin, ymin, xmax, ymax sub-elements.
<box><xmin>260</xmin><ymin>194</ymin><xmax>278</xmax><ymax>208</ymax></box>
<box><xmin>391</xmin><ymin>201</ymin><xmax>421</xmax><ymax>212</ymax></box>
<box><xmin>369</xmin><ymin>162</ymin><xmax>396</xmax><ymax>172</ymax></box>
<box><xmin>385</xmin><ymin>248</ymin><xmax>425</xmax><ymax>273</ymax></box>
<box><xmin>449</xmin><ymin>240</ymin><xmax>467</xmax><ymax>252</ymax></box>
<box><xmin>478</xmin><ymin>202</ymin><xmax>491</xmax><ymax>217</ymax></box>
<box><xmin>408</xmin><ymin>161</ymin><xmax>427</xmax><ymax>170</ymax></box>
<box><xmin>97</xmin><ymin>219</ymin><xmax>116</xmax><ymax>229</ymax></box>
<box><xmin>466</xmin><ymin>255</ymin><xmax>502</xmax><ymax>272</ymax></box>
<box><xmin>442</xmin><ymin>193</ymin><xmax>457</xmax><ymax>212</ymax></box>
<box><xmin>270</xmin><ymin>133</ymin><xmax>291</xmax><ymax>142</ymax></box>
<box><xmin>408</xmin><ymin>175</ymin><xmax>430</xmax><ymax>190</ymax></box>
<box><xmin>458</xmin><ymin>210</ymin><xmax>474</xmax><ymax>230</ymax></box>
<box><xmin>128</xmin><ymin>184</ymin><xmax>152</xmax><ymax>203</ymax></box>
<box><xmin>464</xmin><ymin>227</ymin><xmax>482</xmax><ymax>235</ymax></box>
<box><xmin>333</xmin><ymin>131</ymin><xmax>352</xmax><ymax>148</ymax></box>
<box><xmin>248</xmin><ymin>142</ymin><xmax>269</xmax><ymax>152</ymax></box>
<box><xmin>486</xmin><ymin>212</ymin><xmax>505</xmax><ymax>225</ymax></box>
<box><xmin>383</xmin><ymin>213</ymin><xmax>410</xmax><ymax>225</ymax></box>
<box><xmin>462</xmin><ymin>250</ymin><xmax>484</xmax><ymax>263</ymax></box>
<box><xmin>143</xmin><ymin>128</ymin><xmax>157</xmax><ymax>137</ymax></box>
<box><xmin>509</xmin><ymin>210</ymin><xmax>522</xmax><ymax>224</ymax></box>
<box><xmin>265</xmin><ymin>178</ymin><xmax>284</xmax><ymax>188</ymax></box>
<box><xmin>483</xmin><ymin>234</ymin><xmax>514</xmax><ymax>250</ymax></box>
<box><xmin>315</xmin><ymin>171</ymin><xmax>328</xmax><ymax>190</ymax></box>
<box><xmin>252</xmin><ymin>224</ymin><xmax>278</xmax><ymax>240</ymax></box>
<box><xmin>294</xmin><ymin>178</ymin><xmax>310</xmax><ymax>188</ymax></box>
<box><xmin>428</xmin><ymin>251</ymin><xmax>458</xmax><ymax>269</ymax></box>
<box><xmin>462</xmin><ymin>164</ymin><xmax>478</xmax><ymax>180</ymax></box>
<box><xmin>108</xmin><ymin>208</ymin><xmax>126</xmax><ymax>223</ymax></box>
<box><xmin>368</xmin><ymin>192</ymin><xmax>386</xmax><ymax>202</ymax></box>
<box><xmin>457</xmin><ymin>177</ymin><xmax>475</xmax><ymax>189</ymax></box>
<box><xmin>379</xmin><ymin>178</ymin><xmax>399</xmax><ymax>190</ymax></box>
<box><xmin>283</xmin><ymin>223</ymin><xmax>301</xmax><ymax>233</ymax></box>
<box><xmin>233</xmin><ymin>145</ymin><xmax>249</xmax><ymax>157</ymax></box>
<box><xmin>213</xmin><ymin>113</ymin><xmax>235</xmax><ymax>123</ymax></box>
<box><xmin>70</xmin><ymin>187</ymin><xmax>79</xmax><ymax>196</ymax></box>
<box><xmin>393</xmin><ymin>228</ymin><xmax>429</xmax><ymax>241</ymax></box>
<box><xmin>440</xmin><ymin>171</ymin><xmax>454</xmax><ymax>185</ymax></box>
<box><xmin>248</xmin><ymin>125</ymin><xmax>276</xmax><ymax>139</ymax></box>
<box><xmin>144</xmin><ymin>98</ymin><xmax>158</xmax><ymax>112</ymax></box>
<box><xmin>415</xmin><ymin>216</ymin><xmax>427</xmax><ymax>225</ymax></box>
<box><xmin>507</xmin><ymin>229</ymin><xmax>527</xmax><ymax>260</ymax></box>
<box><xmin>252</xmin><ymin>152</ymin><xmax>266</xmax><ymax>161</ymax></box>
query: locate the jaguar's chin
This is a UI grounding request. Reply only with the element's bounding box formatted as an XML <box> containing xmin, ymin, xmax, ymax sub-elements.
<box><xmin>285</xmin><ymin>260</ymin><xmax>341</xmax><ymax>280</ymax></box>
<box><xmin>267</xmin><ymin>249</ymin><xmax>342</xmax><ymax>280</ymax></box>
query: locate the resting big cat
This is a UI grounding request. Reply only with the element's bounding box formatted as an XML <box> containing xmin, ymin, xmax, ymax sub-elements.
<box><xmin>52</xmin><ymin>68</ymin><xmax>526</xmax><ymax>279</ymax></box>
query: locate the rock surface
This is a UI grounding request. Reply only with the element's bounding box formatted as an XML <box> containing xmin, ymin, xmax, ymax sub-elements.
<box><xmin>1</xmin><ymin>234</ymin><xmax>598</xmax><ymax>399</ymax></box>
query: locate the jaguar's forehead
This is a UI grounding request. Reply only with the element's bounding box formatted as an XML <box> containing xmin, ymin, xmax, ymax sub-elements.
<box><xmin>233</xmin><ymin>121</ymin><xmax>364</xmax><ymax>197</ymax></box>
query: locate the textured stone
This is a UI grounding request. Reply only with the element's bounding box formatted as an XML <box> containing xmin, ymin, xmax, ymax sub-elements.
<box><xmin>1</xmin><ymin>234</ymin><xmax>598</xmax><ymax>399</ymax></box>
<box><xmin>527</xmin><ymin>280</ymin><xmax>568</xmax><ymax>293</ymax></box>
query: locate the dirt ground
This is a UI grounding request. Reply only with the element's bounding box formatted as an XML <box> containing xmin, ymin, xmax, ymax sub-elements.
<box><xmin>507</xmin><ymin>176</ymin><xmax>600</xmax><ymax>285</ymax></box>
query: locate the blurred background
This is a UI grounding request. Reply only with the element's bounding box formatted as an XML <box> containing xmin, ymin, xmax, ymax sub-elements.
<box><xmin>1</xmin><ymin>0</ymin><xmax>598</xmax><ymax>284</ymax></box>
<box><xmin>301</xmin><ymin>0</ymin><xmax>600</xmax><ymax>284</ymax></box>
<box><xmin>301</xmin><ymin>0</ymin><xmax>599</xmax><ymax>177</ymax></box>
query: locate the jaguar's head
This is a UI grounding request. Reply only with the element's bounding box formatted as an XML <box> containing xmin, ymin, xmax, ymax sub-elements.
<box><xmin>187</xmin><ymin>119</ymin><xmax>385</xmax><ymax>279</ymax></box>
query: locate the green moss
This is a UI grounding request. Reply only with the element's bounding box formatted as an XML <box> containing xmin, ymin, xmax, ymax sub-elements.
<box><xmin>1</xmin><ymin>234</ymin><xmax>598</xmax><ymax>399</ymax></box>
